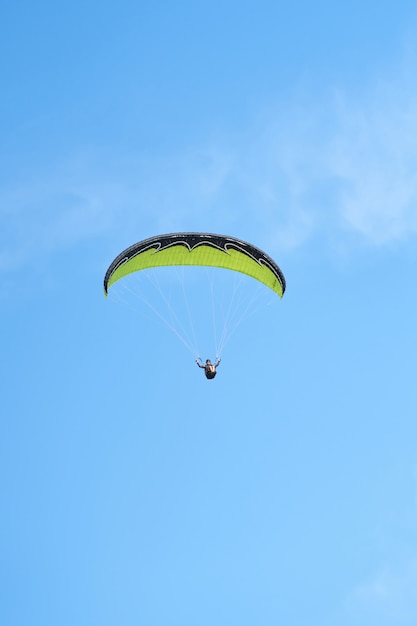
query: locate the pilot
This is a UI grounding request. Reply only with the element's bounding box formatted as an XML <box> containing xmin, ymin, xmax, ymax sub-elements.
<box><xmin>195</xmin><ymin>357</ymin><xmax>221</xmax><ymax>379</ymax></box>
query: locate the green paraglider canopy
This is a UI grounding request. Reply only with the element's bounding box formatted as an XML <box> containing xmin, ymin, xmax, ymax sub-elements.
<box><xmin>104</xmin><ymin>232</ymin><xmax>286</xmax><ymax>297</ymax></box>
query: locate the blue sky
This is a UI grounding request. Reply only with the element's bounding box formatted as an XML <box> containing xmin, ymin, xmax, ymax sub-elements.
<box><xmin>2</xmin><ymin>1</ymin><xmax>417</xmax><ymax>624</ymax></box>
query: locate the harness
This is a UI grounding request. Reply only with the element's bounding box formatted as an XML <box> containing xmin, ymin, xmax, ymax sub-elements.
<box><xmin>205</xmin><ymin>366</ymin><xmax>216</xmax><ymax>379</ymax></box>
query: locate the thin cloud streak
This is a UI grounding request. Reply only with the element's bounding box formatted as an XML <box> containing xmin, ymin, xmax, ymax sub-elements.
<box><xmin>230</xmin><ymin>68</ymin><xmax>417</xmax><ymax>249</ymax></box>
<box><xmin>345</xmin><ymin>558</ymin><xmax>417</xmax><ymax>625</ymax></box>
<box><xmin>343</xmin><ymin>469</ymin><xmax>417</xmax><ymax>626</ymax></box>
<box><xmin>2</xmin><ymin>54</ymin><xmax>417</xmax><ymax>275</ymax></box>
<box><xmin>330</xmin><ymin>85</ymin><xmax>417</xmax><ymax>244</ymax></box>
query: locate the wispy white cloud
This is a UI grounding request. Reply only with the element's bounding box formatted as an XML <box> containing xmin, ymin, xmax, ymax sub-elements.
<box><xmin>1</xmin><ymin>179</ymin><xmax>97</xmax><ymax>271</ymax></box>
<box><xmin>225</xmin><ymin>65</ymin><xmax>417</xmax><ymax>250</ymax></box>
<box><xmin>2</xmin><ymin>48</ymin><xmax>417</xmax><ymax>276</ymax></box>
<box><xmin>328</xmin><ymin>84</ymin><xmax>417</xmax><ymax>244</ymax></box>
<box><xmin>343</xmin><ymin>468</ymin><xmax>417</xmax><ymax>626</ymax></box>
<box><xmin>345</xmin><ymin>557</ymin><xmax>417</xmax><ymax>625</ymax></box>
<box><xmin>126</xmin><ymin>57</ymin><xmax>417</xmax><ymax>253</ymax></box>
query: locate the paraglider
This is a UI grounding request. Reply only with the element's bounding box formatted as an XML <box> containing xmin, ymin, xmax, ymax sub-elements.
<box><xmin>104</xmin><ymin>232</ymin><xmax>286</xmax><ymax>376</ymax></box>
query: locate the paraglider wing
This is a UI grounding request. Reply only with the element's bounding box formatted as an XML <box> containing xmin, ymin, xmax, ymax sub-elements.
<box><xmin>104</xmin><ymin>232</ymin><xmax>286</xmax><ymax>297</ymax></box>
